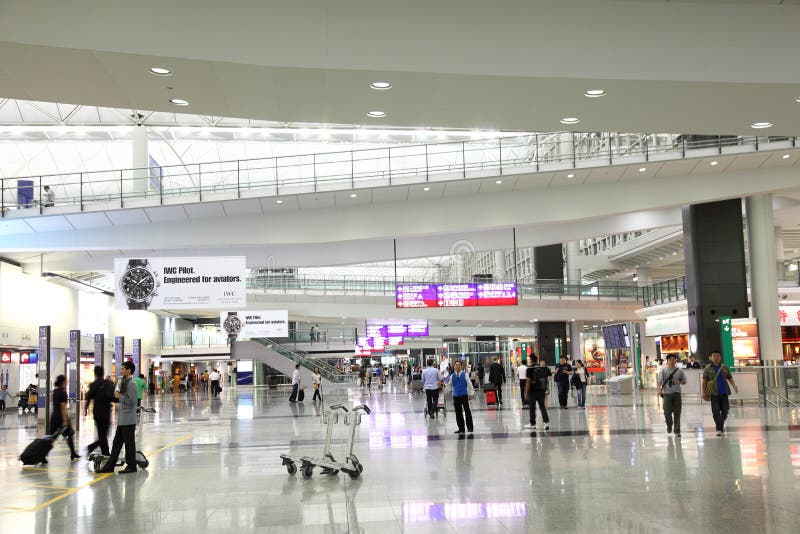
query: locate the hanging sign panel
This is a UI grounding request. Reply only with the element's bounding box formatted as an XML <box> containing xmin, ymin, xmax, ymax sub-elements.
<box><xmin>396</xmin><ymin>283</ymin><xmax>517</xmax><ymax>308</ymax></box>
<box><xmin>114</xmin><ymin>257</ymin><xmax>246</xmax><ymax>310</ymax></box>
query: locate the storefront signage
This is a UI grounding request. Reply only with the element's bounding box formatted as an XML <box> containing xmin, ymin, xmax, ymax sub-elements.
<box><xmin>645</xmin><ymin>315</ymin><xmax>690</xmax><ymax>337</ymax></box>
<box><xmin>114</xmin><ymin>256</ymin><xmax>246</xmax><ymax>311</ymax></box>
<box><xmin>778</xmin><ymin>306</ymin><xmax>800</xmax><ymax>326</ymax></box>
<box><xmin>219</xmin><ymin>310</ymin><xmax>288</xmax><ymax>339</ymax></box>
<box><xmin>396</xmin><ymin>283</ymin><xmax>518</xmax><ymax>308</ymax></box>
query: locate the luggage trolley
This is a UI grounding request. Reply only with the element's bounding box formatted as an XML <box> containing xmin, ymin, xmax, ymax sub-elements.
<box><xmin>280</xmin><ymin>404</ymin><xmax>370</xmax><ymax>480</ymax></box>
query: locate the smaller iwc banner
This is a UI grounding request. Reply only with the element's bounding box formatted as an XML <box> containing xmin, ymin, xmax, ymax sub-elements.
<box><xmin>220</xmin><ymin>310</ymin><xmax>289</xmax><ymax>339</ymax></box>
<box><xmin>115</xmin><ymin>257</ymin><xmax>246</xmax><ymax>310</ymax></box>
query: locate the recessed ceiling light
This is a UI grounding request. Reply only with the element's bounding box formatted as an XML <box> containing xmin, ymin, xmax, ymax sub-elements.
<box><xmin>367</xmin><ymin>111</ymin><xmax>386</xmax><ymax>118</ymax></box>
<box><xmin>169</xmin><ymin>98</ymin><xmax>189</xmax><ymax>106</ymax></box>
<box><xmin>782</xmin><ymin>154</ymin><xmax>790</xmax><ymax>159</ymax></box>
<box><xmin>567</xmin><ymin>173</ymin><xmax>575</xmax><ymax>178</ymax></box>
<box><xmin>423</xmin><ymin>187</ymin><xmax>430</xmax><ymax>191</ymax></box>
<box><xmin>751</xmin><ymin>122</ymin><xmax>772</xmax><ymax>129</ymax></box>
<box><xmin>584</xmin><ymin>89</ymin><xmax>606</xmax><ymax>98</ymax></box>
<box><xmin>275</xmin><ymin>200</ymin><xmax>283</xmax><ymax>204</ymax></box>
<box><xmin>710</xmin><ymin>161</ymin><xmax>718</xmax><ymax>166</ymax></box>
<box><xmin>349</xmin><ymin>193</ymin><xmax>357</xmax><ymax>198</ymax></box>
<box><xmin>529</xmin><ymin>319</ymin><xmax>535</xmax><ymax>323</ymax></box>
<box><xmin>560</xmin><ymin>117</ymin><xmax>580</xmax><ymax>125</ymax></box>
<box><xmin>495</xmin><ymin>180</ymin><xmax>503</xmax><ymax>184</ymax></box>
<box><xmin>149</xmin><ymin>67</ymin><xmax>171</xmax><ymax>76</ymax></box>
<box><xmin>639</xmin><ymin>167</ymin><xmax>646</xmax><ymax>172</ymax></box>
<box><xmin>796</xmin><ymin>97</ymin><xmax>800</xmax><ymax>103</ymax></box>
<box><xmin>370</xmin><ymin>82</ymin><xmax>392</xmax><ymax>90</ymax></box>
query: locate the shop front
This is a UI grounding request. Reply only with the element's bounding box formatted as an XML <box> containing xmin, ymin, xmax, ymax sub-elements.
<box><xmin>0</xmin><ymin>349</ymin><xmax>39</xmax><ymax>404</ymax></box>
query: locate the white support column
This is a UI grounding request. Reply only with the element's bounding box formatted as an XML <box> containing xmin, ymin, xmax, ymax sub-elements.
<box><xmin>566</xmin><ymin>241</ymin><xmax>581</xmax><ymax>284</ymax></box>
<box><xmin>131</xmin><ymin>125</ymin><xmax>149</xmax><ymax>194</ymax></box>
<box><xmin>775</xmin><ymin>227</ymin><xmax>785</xmax><ymax>281</ymax></box>
<box><xmin>569</xmin><ymin>321</ymin><xmax>583</xmax><ymax>363</ymax></box>
<box><xmin>635</xmin><ymin>267</ymin><xmax>652</xmax><ymax>285</ymax></box>
<box><xmin>493</xmin><ymin>250</ymin><xmax>507</xmax><ymax>280</ymax></box>
<box><xmin>746</xmin><ymin>194</ymin><xmax>782</xmax><ymax>362</ymax></box>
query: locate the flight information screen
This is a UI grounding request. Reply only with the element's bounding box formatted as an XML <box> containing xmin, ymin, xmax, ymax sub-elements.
<box><xmin>396</xmin><ymin>283</ymin><xmax>518</xmax><ymax>308</ymax></box>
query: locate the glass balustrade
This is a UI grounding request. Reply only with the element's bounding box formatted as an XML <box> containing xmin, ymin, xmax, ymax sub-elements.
<box><xmin>2</xmin><ymin>133</ymin><xmax>795</xmax><ymax>217</ymax></box>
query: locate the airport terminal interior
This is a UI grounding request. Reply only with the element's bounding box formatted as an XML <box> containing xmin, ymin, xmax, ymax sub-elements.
<box><xmin>1</xmin><ymin>1</ymin><xmax>800</xmax><ymax>532</ymax></box>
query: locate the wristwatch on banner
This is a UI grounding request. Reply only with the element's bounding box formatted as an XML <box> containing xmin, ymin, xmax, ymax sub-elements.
<box><xmin>223</xmin><ymin>311</ymin><xmax>244</xmax><ymax>341</ymax></box>
<box><xmin>119</xmin><ymin>259</ymin><xmax>159</xmax><ymax>310</ymax></box>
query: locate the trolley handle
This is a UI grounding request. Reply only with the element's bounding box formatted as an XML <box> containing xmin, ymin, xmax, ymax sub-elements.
<box><xmin>329</xmin><ymin>404</ymin><xmax>349</xmax><ymax>412</ymax></box>
<box><xmin>351</xmin><ymin>404</ymin><xmax>371</xmax><ymax>415</ymax></box>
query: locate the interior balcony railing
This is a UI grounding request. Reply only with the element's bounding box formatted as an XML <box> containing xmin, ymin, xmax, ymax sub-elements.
<box><xmin>159</xmin><ymin>327</ymin><xmax>357</xmax><ymax>350</ymax></box>
<box><xmin>1</xmin><ymin>132</ymin><xmax>796</xmax><ymax>217</ymax></box>
<box><xmin>641</xmin><ymin>276</ymin><xmax>687</xmax><ymax>307</ymax></box>
<box><xmin>246</xmin><ymin>275</ymin><xmax>642</xmax><ymax>301</ymax></box>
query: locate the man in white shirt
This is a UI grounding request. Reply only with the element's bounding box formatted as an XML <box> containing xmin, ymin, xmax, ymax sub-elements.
<box><xmin>289</xmin><ymin>364</ymin><xmax>301</xmax><ymax>402</ymax></box>
<box><xmin>517</xmin><ymin>361</ymin><xmax>528</xmax><ymax>407</ymax></box>
<box><xmin>209</xmin><ymin>369</ymin><xmax>221</xmax><ymax>399</ymax></box>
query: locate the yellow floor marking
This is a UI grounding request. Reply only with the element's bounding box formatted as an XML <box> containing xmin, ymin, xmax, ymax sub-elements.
<box><xmin>2</xmin><ymin>433</ymin><xmax>193</xmax><ymax>514</ymax></box>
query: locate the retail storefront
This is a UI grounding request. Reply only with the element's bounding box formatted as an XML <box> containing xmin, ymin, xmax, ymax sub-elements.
<box><xmin>0</xmin><ymin>349</ymin><xmax>39</xmax><ymax>401</ymax></box>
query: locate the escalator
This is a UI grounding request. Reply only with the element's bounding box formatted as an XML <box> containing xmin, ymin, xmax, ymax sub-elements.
<box><xmin>231</xmin><ymin>338</ymin><xmax>354</xmax><ymax>389</ymax></box>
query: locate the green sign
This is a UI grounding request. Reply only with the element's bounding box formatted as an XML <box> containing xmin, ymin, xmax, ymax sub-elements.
<box><xmin>554</xmin><ymin>337</ymin><xmax>561</xmax><ymax>362</ymax></box>
<box><xmin>719</xmin><ymin>316</ymin><xmax>735</xmax><ymax>368</ymax></box>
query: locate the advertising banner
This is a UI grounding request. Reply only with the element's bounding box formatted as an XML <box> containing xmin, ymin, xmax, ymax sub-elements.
<box><xmin>220</xmin><ymin>310</ymin><xmax>288</xmax><ymax>339</ymax></box>
<box><xmin>114</xmin><ymin>256</ymin><xmax>246</xmax><ymax>311</ymax></box>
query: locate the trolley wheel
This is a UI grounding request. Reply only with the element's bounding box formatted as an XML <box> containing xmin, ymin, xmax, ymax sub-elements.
<box><xmin>286</xmin><ymin>463</ymin><xmax>297</xmax><ymax>476</ymax></box>
<box><xmin>347</xmin><ymin>467</ymin><xmax>361</xmax><ymax>480</ymax></box>
<box><xmin>301</xmin><ymin>465</ymin><xmax>314</xmax><ymax>479</ymax></box>
<box><xmin>355</xmin><ymin>461</ymin><xmax>363</xmax><ymax>474</ymax></box>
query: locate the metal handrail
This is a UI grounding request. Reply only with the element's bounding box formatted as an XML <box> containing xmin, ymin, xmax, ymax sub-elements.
<box><xmin>2</xmin><ymin>132</ymin><xmax>795</xmax><ymax>217</ymax></box>
<box><xmin>255</xmin><ymin>338</ymin><xmax>353</xmax><ymax>383</ymax></box>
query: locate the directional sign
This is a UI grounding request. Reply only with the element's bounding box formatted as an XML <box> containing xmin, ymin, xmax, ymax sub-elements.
<box><xmin>719</xmin><ymin>316</ymin><xmax>735</xmax><ymax>369</ymax></box>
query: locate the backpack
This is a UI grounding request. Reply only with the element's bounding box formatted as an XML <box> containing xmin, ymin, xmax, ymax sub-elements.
<box><xmin>532</xmin><ymin>367</ymin><xmax>549</xmax><ymax>393</ymax></box>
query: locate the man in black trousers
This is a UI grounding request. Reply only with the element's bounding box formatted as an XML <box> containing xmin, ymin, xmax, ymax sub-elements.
<box><xmin>85</xmin><ymin>365</ymin><xmax>115</xmax><ymax>457</ymax></box>
<box><xmin>488</xmin><ymin>357</ymin><xmax>506</xmax><ymax>405</ymax></box>
<box><xmin>97</xmin><ymin>361</ymin><xmax>139</xmax><ymax>474</ymax></box>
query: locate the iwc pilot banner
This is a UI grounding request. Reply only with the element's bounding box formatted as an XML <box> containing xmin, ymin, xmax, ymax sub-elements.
<box><xmin>114</xmin><ymin>256</ymin><xmax>246</xmax><ymax>310</ymax></box>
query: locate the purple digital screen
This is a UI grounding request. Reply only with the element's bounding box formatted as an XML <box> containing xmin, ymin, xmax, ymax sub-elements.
<box><xmin>396</xmin><ymin>284</ymin><xmax>438</xmax><ymax>308</ymax></box>
<box><xmin>437</xmin><ymin>283</ymin><xmax>478</xmax><ymax>307</ymax></box>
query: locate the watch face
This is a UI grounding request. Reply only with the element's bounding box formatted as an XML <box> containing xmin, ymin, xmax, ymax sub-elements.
<box><xmin>223</xmin><ymin>315</ymin><xmax>243</xmax><ymax>334</ymax></box>
<box><xmin>121</xmin><ymin>267</ymin><xmax>157</xmax><ymax>301</ymax></box>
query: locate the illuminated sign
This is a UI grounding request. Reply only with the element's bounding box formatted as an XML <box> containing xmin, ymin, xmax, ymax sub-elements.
<box><xmin>1</xmin><ymin>352</ymin><xmax>10</xmax><ymax>363</ymax></box>
<box><xmin>396</xmin><ymin>283</ymin><xmax>518</xmax><ymax>308</ymax></box>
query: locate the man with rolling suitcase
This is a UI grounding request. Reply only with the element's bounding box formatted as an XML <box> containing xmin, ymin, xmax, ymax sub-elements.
<box><xmin>97</xmin><ymin>361</ymin><xmax>139</xmax><ymax>474</ymax></box>
<box><xmin>488</xmin><ymin>357</ymin><xmax>506</xmax><ymax>405</ymax></box>
<box><xmin>85</xmin><ymin>365</ymin><xmax>115</xmax><ymax>457</ymax></box>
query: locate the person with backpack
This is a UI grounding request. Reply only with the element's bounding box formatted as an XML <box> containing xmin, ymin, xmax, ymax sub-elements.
<box><xmin>658</xmin><ymin>354</ymin><xmax>687</xmax><ymax>437</ymax></box>
<box><xmin>701</xmin><ymin>351</ymin><xmax>738</xmax><ymax>436</ymax></box>
<box><xmin>85</xmin><ymin>365</ymin><xmax>115</xmax><ymax>457</ymax></box>
<box><xmin>516</xmin><ymin>360</ymin><xmax>528</xmax><ymax>406</ymax></box>
<box><xmin>524</xmin><ymin>355</ymin><xmax>551</xmax><ymax>430</ymax></box>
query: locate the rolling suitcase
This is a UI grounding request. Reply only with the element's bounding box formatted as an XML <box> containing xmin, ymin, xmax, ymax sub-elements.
<box><xmin>19</xmin><ymin>434</ymin><xmax>56</xmax><ymax>465</ymax></box>
<box><xmin>484</xmin><ymin>383</ymin><xmax>498</xmax><ymax>406</ymax></box>
<box><xmin>298</xmin><ymin>389</ymin><xmax>305</xmax><ymax>402</ymax></box>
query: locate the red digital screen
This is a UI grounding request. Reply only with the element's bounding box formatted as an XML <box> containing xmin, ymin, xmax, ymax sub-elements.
<box><xmin>396</xmin><ymin>283</ymin><xmax>518</xmax><ymax>308</ymax></box>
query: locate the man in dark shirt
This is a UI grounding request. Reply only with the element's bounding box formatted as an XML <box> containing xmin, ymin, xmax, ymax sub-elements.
<box><xmin>488</xmin><ymin>357</ymin><xmax>506</xmax><ymax>405</ymax></box>
<box><xmin>554</xmin><ymin>357</ymin><xmax>573</xmax><ymax>409</ymax></box>
<box><xmin>85</xmin><ymin>365</ymin><xmax>115</xmax><ymax>456</ymax></box>
<box><xmin>524</xmin><ymin>355</ymin><xmax>551</xmax><ymax>430</ymax></box>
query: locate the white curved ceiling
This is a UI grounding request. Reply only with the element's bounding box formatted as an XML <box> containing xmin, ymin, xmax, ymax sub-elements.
<box><xmin>1</xmin><ymin>1</ymin><xmax>800</xmax><ymax>134</ymax></box>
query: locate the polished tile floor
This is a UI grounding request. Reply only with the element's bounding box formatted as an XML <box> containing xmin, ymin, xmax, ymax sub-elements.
<box><xmin>1</xmin><ymin>381</ymin><xmax>799</xmax><ymax>533</ymax></box>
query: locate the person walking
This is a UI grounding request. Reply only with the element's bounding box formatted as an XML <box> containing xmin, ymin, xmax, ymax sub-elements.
<box><xmin>488</xmin><ymin>357</ymin><xmax>506</xmax><ymax>405</ymax></box>
<box><xmin>312</xmin><ymin>367</ymin><xmax>322</xmax><ymax>402</ymax></box>
<box><xmin>42</xmin><ymin>185</ymin><xmax>55</xmax><ymax>207</ymax></box>
<box><xmin>524</xmin><ymin>355</ymin><xmax>550</xmax><ymax>430</ymax></box>
<box><xmin>571</xmin><ymin>360</ymin><xmax>589</xmax><ymax>409</ymax></box>
<box><xmin>209</xmin><ymin>368</ymin><xmax>221</xmax><ymax>398</ymax></box>
<box><xmin>701</xmin><ymin>351</ymin><xmax>738</xmax><ymax>436</ymax></box>
<box><xmin>422</xmin><ymin>359</ymin><xmax>441</xmax><ymax>419</ymax></box>
<box><xmin>554</xmin><ymin>357</ymin><xmax>573</xmax><ymax>409</ymax></box>
<box><xmin>85</xmin><ymin>366</ymin><xmax>115</xmax><ymax>457</ymax></box>
<box><xmin>477</xmin><ymin>362</ymin><xmax>485</xmax><ymax>390</ymax></box>
<box><xmin>659</xmin><ymin>354</ymin><xmax>687</xmax><ymax>436</ymax></box>
<box><xmin>50</xmin><ymin>375</ymin><xmax>80</xmax><ymax>461</ymax></box>
<box><xmin>447</xmin><ymin>360</ymin><xmax>474</xmax><ymax>434</ymax></box>
<box><xmin>97</xmin><ymin>361</ymin><xmax>138</xmax><ymax>473</ymax></box>
<box><xmin>289</xmin><ymin>364</ymin><xmax>301</xmax><ymax>402</ymax></box>
<box><xmin>0</xmin><ymin>384</ymin><xmax>9</xmax><ymax>413</ymax></box>
<box><xmin>358</xmin><ymin>365</ymin><xmax>367</xmax><ymax>388</ymax></box>
<box><xmin>134</xmin><ymin>373</ymin><xmax>147</xmax><ymax>408</ymax></box>
<box><xmin>516</xmin><ymin>359</ymin><xmax>528</xmax><ymax>406</ymax></box>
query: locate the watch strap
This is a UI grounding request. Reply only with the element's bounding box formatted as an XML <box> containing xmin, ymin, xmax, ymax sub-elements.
<box><xmin>128</xmin><ymin>259</ymin><xmax>147</xmax><ymax>268</ymax></box>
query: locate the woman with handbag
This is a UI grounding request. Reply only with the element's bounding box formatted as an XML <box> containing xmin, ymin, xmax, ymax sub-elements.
<box><xmin>50</xmin><ymin>375</ymin><xmax>80</xmax><ymax>461</ymax></box>
<box><xmin>571</xmin><ymin>360</ymin><xmax>589</xmax><ymax>409</ymax></box>
<box><xmin>447</xmin><ymin>360</ymin><xmax>474</xmax><ymax>435</ymax></box>
<box><xmin>312</xmin><ymin>367</ymin><xmax>322</xmax><ymax>402</ymax></box>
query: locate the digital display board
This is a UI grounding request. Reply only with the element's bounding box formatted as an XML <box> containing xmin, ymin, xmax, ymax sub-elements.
<box><xmin>601</xmin><ymin>324</ymin><xmax>630</xmax><ymax>349</ymax></box>
<box><xmin>396</xmin><ymin>283</ymin><xmax>518</xmax><ymax>308</ymax></box>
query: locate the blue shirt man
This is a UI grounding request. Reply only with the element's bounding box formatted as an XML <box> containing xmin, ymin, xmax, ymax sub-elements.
<box><xmin>449</xmin><ymin>369</ymin><xmax>469</xmax><ymax>397</ymax></box>
<box><xmin>422</xmin><ymin>364</ymin><xmax>441</xmax><ymax>390</ymax></box>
